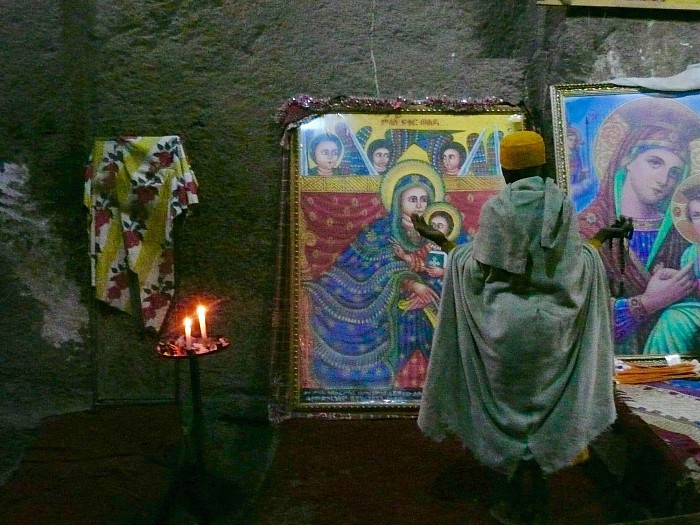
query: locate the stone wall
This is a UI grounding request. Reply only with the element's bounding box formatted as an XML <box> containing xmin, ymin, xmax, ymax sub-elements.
<box><xmin>1</xmin><ymin>0</ymin><xmax>700</xmax><ymax>482</ymax></box>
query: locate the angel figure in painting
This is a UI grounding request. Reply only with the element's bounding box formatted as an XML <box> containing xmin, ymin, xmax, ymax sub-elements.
<box><xmin>578</xmin><ymin>96</ymin><xmax>700</xmax><ymax>354</ymax></box>
<box><xmin>367</xmin><ymin>138</ymin><xmax>394</xmax><ymax>175</ymax></box>
<box><xmin>438</xmin><ymin>141</ymin><xmax>466</xmax><ymax>176</ymax></box>
<box><xmin>304</xmin><ymin>161</ymin><xmax>446</xmax><ymax>389</ymax></box>
<box><xmin>307</xmin><ymin>133</ymin><xmax>343</xmax><ymax>176</ymax></box>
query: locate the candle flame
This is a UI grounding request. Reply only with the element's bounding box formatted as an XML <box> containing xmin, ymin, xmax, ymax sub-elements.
<box><xmin>184</xmin><ymin>317</ymin><xmax>192</xmax><ymax>327</ymax></box>
<box><xmin>196</xmin><ymin>305</ymin><xmax>208</xmax><ymax>340</ymax></box>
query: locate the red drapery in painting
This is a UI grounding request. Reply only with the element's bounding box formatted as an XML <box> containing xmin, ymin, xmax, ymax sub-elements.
<box><xmin>300</xmin><ymin>189</ymin><xmax>495</xmax><ymax>280</ymax></box>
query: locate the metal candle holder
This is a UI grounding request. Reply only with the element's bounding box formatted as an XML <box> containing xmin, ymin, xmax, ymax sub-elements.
<box><xmin>156</xmin><ymin>336</ymin><xmax>230</xmax><ymax>359</ymax></box>
<box><xmin>155</xmin><ymin>335</ymin><xmax>230</xmax><ymax>504</ymax></box>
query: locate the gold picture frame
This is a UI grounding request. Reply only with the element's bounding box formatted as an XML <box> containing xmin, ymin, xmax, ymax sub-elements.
<box><xmin>272</xmin><ymin>96</ymin><xmax>527</xmax><ymax>418</ymax></box>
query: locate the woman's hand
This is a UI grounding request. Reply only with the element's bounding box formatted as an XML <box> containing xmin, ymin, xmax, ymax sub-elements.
<box><xmin>403</xmin><ymin>280</ymin><xmax>439</xmax><ymax>310</ymax></box>
<box><xmin>390</xmin><ymin>238</ymin><xmax>411</xmax><ymax>263</ymax></box>
<box><xmin>640</xmin><ymin>262</ymin><xmax>696</xmax><ymax>314</ymax></box>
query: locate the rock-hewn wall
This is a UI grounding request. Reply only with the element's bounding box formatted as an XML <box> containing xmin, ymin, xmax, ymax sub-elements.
<box><xmin>1</xmin><ymin>0</ymin><xmax>700</xmax><ymax>482</ymax></box>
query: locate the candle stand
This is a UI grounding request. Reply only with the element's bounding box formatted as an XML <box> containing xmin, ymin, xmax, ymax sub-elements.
<box><xmin>155</xmin><ymin>336</ymin><xmax>230</xmax><ymax>523</ymax></box>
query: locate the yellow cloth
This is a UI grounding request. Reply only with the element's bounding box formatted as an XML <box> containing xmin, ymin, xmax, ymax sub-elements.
<box><xmin>500</xmin><ymin>131</ymin><xmax>546</xmax><ymax>170</ymax></box>
<box><xmin>84</xmin><ymin>136</ymin><xmax>198</xmax><ymax>331</ymax></box>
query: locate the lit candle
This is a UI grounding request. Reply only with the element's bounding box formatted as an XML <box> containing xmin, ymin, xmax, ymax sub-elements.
<box><xmin>196</xmin><ymin>305</ymin><xmax>208</xmax><ymax>340</ymax></box>
<box><xmin>184</xmin><ymin>317</ymin><xmax>193</xmax><ymax>349</ymax></box>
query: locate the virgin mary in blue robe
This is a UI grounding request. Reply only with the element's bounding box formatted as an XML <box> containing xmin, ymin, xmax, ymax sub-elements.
<box><xmin>305</xmin><ymin>163</ymin><xmax>445</xmax><ymax>388</ymax></box>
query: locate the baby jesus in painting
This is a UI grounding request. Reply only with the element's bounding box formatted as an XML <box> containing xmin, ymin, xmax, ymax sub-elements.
<box><xmin>390</xmin><ymin>202</ymin><xmax>466</xmax><ymax>280</ymax></box>
<box><xmin>645</xmin><ymin>176</ymin><xmax>700</xmax><ymax>354</ymax></box>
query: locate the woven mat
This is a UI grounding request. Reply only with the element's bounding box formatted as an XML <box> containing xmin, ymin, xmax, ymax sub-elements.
<box><xmin>616</xmin><ymin>380</ymin><xmax>700</xmax><ymax>463</ymax></box>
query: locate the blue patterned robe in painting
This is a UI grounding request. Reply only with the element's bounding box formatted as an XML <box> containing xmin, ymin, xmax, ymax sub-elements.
<box><xmin>305</xmin><ymin>179</ymin><xmax>441</xmax><ymax>389</ymax></box>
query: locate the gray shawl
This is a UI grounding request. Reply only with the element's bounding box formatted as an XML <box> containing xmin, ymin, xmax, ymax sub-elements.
<box><xmin>417</xmin><ymin>176</ymin><xmax>615</xmax><ymax>476</ymax></box>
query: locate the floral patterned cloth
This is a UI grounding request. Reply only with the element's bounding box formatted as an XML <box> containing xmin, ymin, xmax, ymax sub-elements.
<box><xmin>84</xmin><ymin>136</ymin><xmax>198</xmax><ymax>332</ymax></box>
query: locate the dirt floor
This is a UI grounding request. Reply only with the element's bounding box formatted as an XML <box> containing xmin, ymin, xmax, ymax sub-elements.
<box><xmin>0</xmin><ymin>401</ymin><xmax>697</xmax><ymax>525</ymax></box>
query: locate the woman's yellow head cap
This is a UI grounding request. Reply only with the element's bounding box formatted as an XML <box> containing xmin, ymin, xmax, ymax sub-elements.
<box><xmin>500</xmin><ymin>131</ymin><xmax>546</xmax><ymax>170</ymax></box>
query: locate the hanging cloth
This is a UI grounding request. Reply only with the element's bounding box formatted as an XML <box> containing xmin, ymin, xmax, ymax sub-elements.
<box><xmin>84</xmin><ymin>136</ymin><xmax>198</xmax><ymax>332</ymax></box>
<box><xmin>608</xmin><ymin>63</ymin><xmax>700</xmax><ymax>91</ymax></box>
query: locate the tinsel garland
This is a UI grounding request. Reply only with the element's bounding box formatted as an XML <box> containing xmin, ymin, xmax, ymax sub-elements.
<box><xmin>277</xmin><ymin>94</ymin><xmax>519</xmax><ymax>126</ymax></box>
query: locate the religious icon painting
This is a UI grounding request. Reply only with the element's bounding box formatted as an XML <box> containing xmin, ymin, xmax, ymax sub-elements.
<box><xmin>271</xmin><ymin>96</ymin><xmax>528</xmax><ymax>418</ymax></box>
<box><xmin>551</xmin><ymin>84</ymin><xmax>700</xmax><ymax>358</ymax></box>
